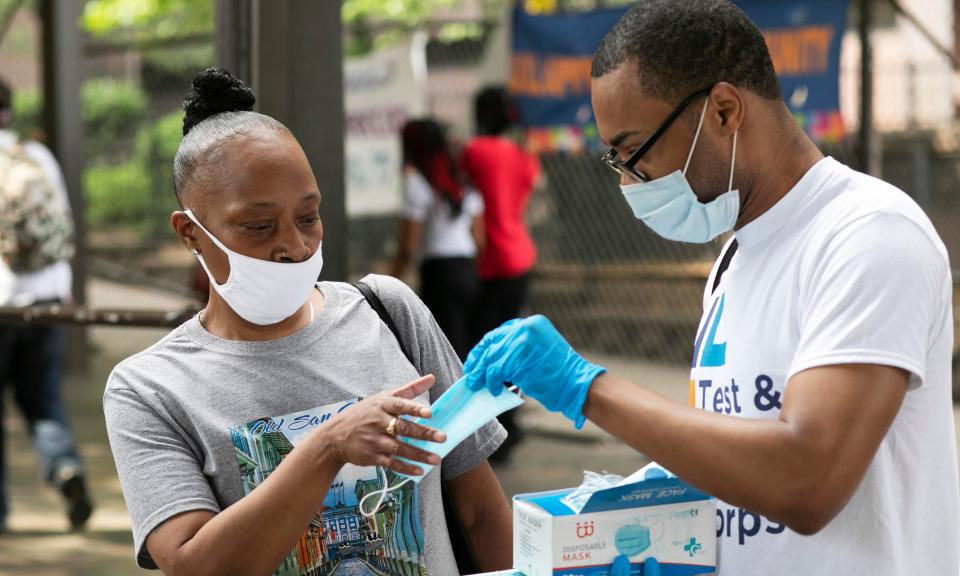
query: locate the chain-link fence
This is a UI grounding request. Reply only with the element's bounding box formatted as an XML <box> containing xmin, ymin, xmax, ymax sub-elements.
<box><xmin>0</xmin><ymin>4</ymin><xmax>213</xmax><ymax>298</ymax></box>
<box><xmin>3</xmin><ymin>2</ymin><xmax>959</xmax><ymax>374</ymax></box>
<box><xmin>80</xmin><ymin>34</ymin><xmax>215</xmax><ymax>296</ymax></box>
<box><xmin>343</xmin><ymin>26</ymin><xmax>729</xmax><ymax>363</ymax></box>
<box><xmin>349</xmin><ymin>24</ymin><xmax>960</xmax><ymax>370</ymax></box>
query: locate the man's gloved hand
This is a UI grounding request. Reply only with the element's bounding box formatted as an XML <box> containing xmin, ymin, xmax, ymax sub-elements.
<box><xmin>464</xmin><ymin>315</ymin><xmax>606</xmax><ymax>429</ymax></box>
<box><xmin>611</xmin><ymin>554</ymin><xmax>631</xmax><ymax>576</ymax></box>
<box><xmin>611</xmin><ymin>554</ymin><xmax>660</xmax><ymax>576</ymax></box>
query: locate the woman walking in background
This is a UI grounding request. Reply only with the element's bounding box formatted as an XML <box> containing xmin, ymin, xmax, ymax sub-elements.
<box><xmin>391</xmin><ymin>119</ymin><xmax>484</xmax><ymax>360</ymax></box>
<box><xmin>462</xmin><ymin>86</ymin><xmax>541</xmax><ymax>461</ymax></box>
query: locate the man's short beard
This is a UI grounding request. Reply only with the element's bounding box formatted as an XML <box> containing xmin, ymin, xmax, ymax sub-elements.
<box><xmin>687</xmin><ymin>133</ymin><xmax>740</xmax><ymax>203</ymax></box>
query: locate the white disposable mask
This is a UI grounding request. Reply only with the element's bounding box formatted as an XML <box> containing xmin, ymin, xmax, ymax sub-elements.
<box><xmin>185</xmin><ymin>210</ymin><xmax>323</xmax><ymax>326</ymax></box>
<box><xmin>620</xmin><ymin>99</ymin><xmax>740</xmax><ymax>244</ymax></box>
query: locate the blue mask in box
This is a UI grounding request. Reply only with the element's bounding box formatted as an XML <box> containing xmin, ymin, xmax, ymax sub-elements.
<box><xmin>359</xmin><ymin>377</ymin><xmax>523</xmax><ymax>517</ymax></box>
<box><xmin>616</xmin><ymin>524</ymin><xmax>652</xmax><ymax>556</ymax></box>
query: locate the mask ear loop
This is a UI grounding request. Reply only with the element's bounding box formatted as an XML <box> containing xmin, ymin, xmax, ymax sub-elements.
<box><xmin>184</xmin><ymin>210</ymin><xmax>234</xmax><ymax>255</ymax></box>
<box><xmin>358</xmin><ymin>466</ymin><xmax>413</xmax><ymax>518</ymax></box>
<box><xmin>682</xmin><ymin>98</ymin><xmax>711</xmax><ymax>176</ymax></box>
<box><xmin>184</xmin><ymin>210</ymin><xmax>233</xmax><ymax>287</ymax></box>
<box><xmin>727</xmin><ymin>131</ymin><xmax>738</xmax><ymax>192</ymax></box>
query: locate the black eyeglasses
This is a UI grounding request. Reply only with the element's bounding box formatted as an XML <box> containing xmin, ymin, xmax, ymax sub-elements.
<box><xmin>600</xmin><ymin>87</ymin><xmax>713</xmax><ymax>183</ymax></box>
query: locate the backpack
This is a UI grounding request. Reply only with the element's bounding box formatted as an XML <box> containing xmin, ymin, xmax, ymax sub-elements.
<box><xmin>0</xmin><ymin>142</ymin><xmax>74</xmax><ymax>273</ymax></box>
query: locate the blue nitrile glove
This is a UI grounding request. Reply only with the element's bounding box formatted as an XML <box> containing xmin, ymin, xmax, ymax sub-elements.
<box><xmin>464</xmin><ymin>315</ymin><xmax>606</xmax><ymax>429</ymax></box>
<box><xmin>611</xmin><ymin>554</ymin><xmax>631</xmax><ymax>576</ymax></box>
<box><xmin>643</xmin><ymin>557</ymin><xmax>661</xmax><ymax>576</ymax></box>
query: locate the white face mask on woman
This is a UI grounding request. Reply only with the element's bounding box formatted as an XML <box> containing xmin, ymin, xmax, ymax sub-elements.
<box><xmin>185</xmin><ymin>210</ymin><xmax>324</xmax><ymax>326</ymax></box>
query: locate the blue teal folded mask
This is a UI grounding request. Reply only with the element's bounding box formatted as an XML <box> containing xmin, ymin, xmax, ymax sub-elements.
<box><xmin>358</xmin><ymin>377</ymin><xmax>524</xmax><ymax>517</ymax></box>
<box><xmin>620</xmin><ymin>99</ymin><xmax>740</xmax><ymax>244</ymax></box>
<box><xmin>616</xmin><ymin>523</ymin><xmax>653</xmax><ymax>556</ymax></box>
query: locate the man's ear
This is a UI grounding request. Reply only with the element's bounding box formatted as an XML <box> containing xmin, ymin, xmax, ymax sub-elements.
<box><xmin>709</xmin><ymin>83</ymin><xmax>745</xmax><ymax>136</ymax></box>
<box><xmin>171</xmin><ymin>211</ymin><xmax>201</xmax><ymax>254</ymax></box>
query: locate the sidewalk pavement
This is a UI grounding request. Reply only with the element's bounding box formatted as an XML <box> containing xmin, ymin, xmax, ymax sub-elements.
<box><xmin>0</xmin><ymin>277</ymin><xmax>957</xmax><ymax>575</ymax></box>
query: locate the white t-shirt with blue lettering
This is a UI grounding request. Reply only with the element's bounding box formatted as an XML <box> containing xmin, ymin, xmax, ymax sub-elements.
<box><xmin>690</xmin><ymin>158</ymin><xmax>959</xmax><ymax>575</ymax></box>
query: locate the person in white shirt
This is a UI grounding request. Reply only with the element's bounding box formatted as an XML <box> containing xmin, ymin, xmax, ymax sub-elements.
<box><xmin>462</xmin><ymin>2</ymin><xmax>960</xmax><ymax>575</ymax></box>
<box><xmin>392</xmin><ymin>118</ymin><xmax>484</xmax><ymax>360</ymax></box>
<box><xmin>0</xmin><ymin>78</ymin><xmax>92</xmax><ymax>531</ymax></box>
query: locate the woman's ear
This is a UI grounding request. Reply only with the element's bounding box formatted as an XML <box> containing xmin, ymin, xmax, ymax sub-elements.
<box><xmin>171</xmin><ymin>211</ymin><xmax>201</xmax><ymax>254</ymax></box>
<box><xmin>709</xmin><ymin>82</ymin><xmax>745</xmax><ymax>136</ymax></box>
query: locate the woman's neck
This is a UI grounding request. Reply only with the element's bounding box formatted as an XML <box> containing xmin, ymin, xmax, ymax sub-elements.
<box><xmin>200</xmin><ymin>287</ymin><xmax>325</xmax><ymax>341</ymax></box>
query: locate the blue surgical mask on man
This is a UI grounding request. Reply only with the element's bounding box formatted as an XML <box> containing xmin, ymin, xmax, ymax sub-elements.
<box><xmin>620</xmin><ymin>99</ymin><xmax>740</xmax><ymax>244</ymax></box>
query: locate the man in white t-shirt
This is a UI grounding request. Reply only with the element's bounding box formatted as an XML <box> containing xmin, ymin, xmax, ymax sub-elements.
<box><xmin>462</xmin><ymin>1</ymin><xmax>960</xmax><ymax>574</ymax></box>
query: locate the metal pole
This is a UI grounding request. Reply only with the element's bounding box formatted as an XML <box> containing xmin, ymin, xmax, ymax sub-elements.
<box><xmin>215</xmin><ymin>0</ymin><xmax>254</xmax><ymax>84</ymax></box>
<box><xmin>252</xmin><ymin>1</ymin><xmax>347</xmax><ymax>281</ymax></box>
<box><xmin>40</xmin><ymin>0</ymin><xmax>88</xmax><ymax>369</ymax></box>
<box><xmin>911</xmin><ymin>139</ymin><xmax>931</xmax><ymax>209</ymax></box>
<box><xmin>859</xmin><ymin>0</ymin><xmax>881</xmax><ymax>176</ymax></box>
<box><xmin>907</xmin><ymin>60</ymin><xmax>917</xmax><ymax>129</ymax></box>
<box><xmin>0</xmin><ymin>304</ymin><xmax>199</xmax><ymax>329</ymax></box>
<box><xmin>886</xmin><ymin>0</ymin><xmax>957</xmax><ymax>69</ymax></box>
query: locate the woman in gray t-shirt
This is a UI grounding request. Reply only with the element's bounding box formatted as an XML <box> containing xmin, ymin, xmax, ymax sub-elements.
<box><xmin>103</xmin><ymin>68</ymin><xmax>512</xmax><ymax>576</ymax></box>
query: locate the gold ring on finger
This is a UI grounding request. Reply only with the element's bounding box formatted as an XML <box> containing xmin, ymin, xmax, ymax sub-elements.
<box><xmin>386</xmin><ymin>417</ymin><xmax>398</xmax><ymax>437</ymax></box>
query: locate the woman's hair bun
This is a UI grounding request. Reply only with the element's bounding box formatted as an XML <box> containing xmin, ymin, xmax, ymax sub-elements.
<box><xmin>182</xmin><ymin>67</ymin><xmax>256</xmax><ymax>136</ymax></box>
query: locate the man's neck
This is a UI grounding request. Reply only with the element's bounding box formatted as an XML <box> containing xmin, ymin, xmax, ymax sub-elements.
<box><xmin>735</xmin><ymin>128</ymin><xmax>823</xmax><ymax>230</ymax></box>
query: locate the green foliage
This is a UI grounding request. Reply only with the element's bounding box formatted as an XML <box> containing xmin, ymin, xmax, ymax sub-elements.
<box><xmin>84</xmin><ymin>110</ymin><xmax>184</xmax><ymax>232</ymax></box>
<box><xmin>142</xmin><ymin>43</ymin><xmax>214</xmax><ymax>76</ymax></box>
<box><xmin>14</xmin><ymin>76</ymin><xmax>175</xmax><ymax>234</ymax></box>
<box><xmin>343</xmin><ymin>0</ymin><xmax>461</xmax><ymax>56</ymax></box>
<box><xmin>82</xmin><ymin>78</ymin><xmax>149</xmax><ymax>155</ymax></box>
<box><xmin>137</xmin><ymin>110</ymin><xmax>184</xmax><ymax>162</ymax></box>
<box><xmin>81</xmin><ymin>0</ymin><xmax>213</xmax><ymax>38</ymax></box>
<box><xmin>80</xmin><ymin>0</ymin><xmax>484</xmax><ymax>44</ymax></box>
<box><xmin>342</xmin><ymin>0</ymin><xmax>459</xmax><ymax>27</ymax></box>
<box><xmin>9</xmin><ymin>79</ymin><xmax>149</xmax><ymax>152</ymax></box>
<box><xmin>10</xmin><ymin>89</ymin><xmax>41</xmax><ymax>138</ymax></box>
<box><xmin>78</xmin><ymin>0</ymin><xmax>476</xmax><ymax>57</ymax></box>
<box><xmin>84</xmin><ymin>161</ymin><xmax>151</xmax><ymax>226</ymax></box>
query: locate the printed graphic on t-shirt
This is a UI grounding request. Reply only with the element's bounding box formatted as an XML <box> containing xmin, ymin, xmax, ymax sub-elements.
<box><xmin>688</xmin><ymin>291</ymin><xmax>789</xmax><ymax>553</ymax></box>
<box><xmin>229</xmin><ymin>398</ymin><xmax>430</xmax><ymax>576</ymax></box>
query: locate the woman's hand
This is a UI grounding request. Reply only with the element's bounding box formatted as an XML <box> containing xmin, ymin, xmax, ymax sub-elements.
<box><xmin>323</xmin><ymin>375</ymin><xmax>446</xmax><ymax>476</ymax></box>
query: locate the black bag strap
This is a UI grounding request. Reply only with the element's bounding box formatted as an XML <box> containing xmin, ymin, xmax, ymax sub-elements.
<box><xmin>352</xmin><ymin>280</ymin><xmax>481</xmax><ymax>575</ymax></box>
<box><xmin>353</xmin><ymin>281</ymin><xmax>416</xmax><ymax>367</ymax></box>
<box><xmin>711</xmin><ymin>238</ymin><xmax>738</xmax><ymax>295</ymax></box>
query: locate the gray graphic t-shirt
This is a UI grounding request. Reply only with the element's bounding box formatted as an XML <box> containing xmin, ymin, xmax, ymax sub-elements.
<box><xmin>104</xmin><ymin>274</ymin><xmax>506</xmax><ymax>573</ymax></box>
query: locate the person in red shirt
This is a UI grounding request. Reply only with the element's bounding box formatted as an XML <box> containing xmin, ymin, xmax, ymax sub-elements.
<box><xmin>462</xmin><ymin>86</ymin><xmax>541</xmax><ymax>461</ymax></box>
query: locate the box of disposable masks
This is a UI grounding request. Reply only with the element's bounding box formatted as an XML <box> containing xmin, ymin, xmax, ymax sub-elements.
<box><xmin>513</xmin><ymin>467</ymin><xmax>716</xmax><ymax>576</ymax></box>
